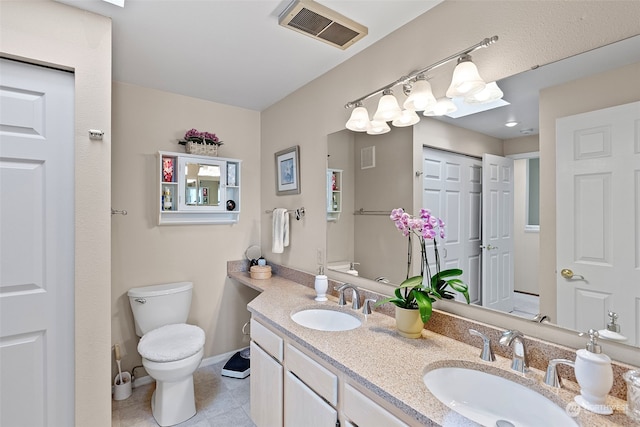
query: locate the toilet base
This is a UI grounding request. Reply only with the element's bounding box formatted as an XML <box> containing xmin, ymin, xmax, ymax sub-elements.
<box><xmin>151</xmin><ymin>375</ymin><xmax>196</xmax><ymax>426</ymax></box>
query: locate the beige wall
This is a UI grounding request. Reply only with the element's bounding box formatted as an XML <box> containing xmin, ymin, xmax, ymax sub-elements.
<box><xmin>1</xmin><ymin>0</ymin><xmax>112</xmax><ymax>425</ymax></box>
<box><xmin>327</xmin><ymin>130</ymin><xmax>355</xmax><ymax>266</ymax></box>
<box><xmin>261</xmin><ymin>1</ymin><xmax>640</xmax><ymax>364</ymax></box>
<box><xmin>513</xmin><ymin>158</ymin><xmax>540</xmax><ymax>295</ymax></box>
<box><xmin>354</xmin><ymin>127</ymin><xmax>413</xmax><ymax>283</ymax></box>
<box><xmin>538</xmin><ymin>61</ymin><xmax>640</xmax><ymax>320</ymax></box>
<box><xmin>111</xmin><ymin>82</ymin><xmax>261</xmax><ymax>375</ymax></box>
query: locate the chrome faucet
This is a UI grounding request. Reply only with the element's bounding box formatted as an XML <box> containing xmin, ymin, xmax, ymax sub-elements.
<box><xmin>544</xmin><ymin>358</ymin><xmax>575</xmax><ymax>388</ymax></box>
<box><xmin>499</xmin><ymin>330</ymin><xmax>529</xmax><ymax>373</ymax></box>
<box><xmin>469</xmin><ymin>329</ymin><xmax>495</xmax><ymax>362</ymax></box>
<box><xmin>362</xmin><ymin>298</ymin><xmax>377</xmax><ymax>315</ymax></box>
<box><xmin>335</xmin><ymin>284</ymin><xmax>361</xmax><ymax>309</ymax></box>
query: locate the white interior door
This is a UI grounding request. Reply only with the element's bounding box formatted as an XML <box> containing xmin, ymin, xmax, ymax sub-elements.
<box><xmin>0</xmin><ymin>58</ymin><xmax>75</xmax><ymax>426</ymax></box>
<box><xmin>556</xmin><ymin>101</ymin><xmax>640</xmax><ymax>345</ymax></box>
<box><xmin>481</xmin><ymin>154</ymin><xmax>515</xmax><ymax>312</ymax></box>
<box><xmin>422</xmin><ymin>148</ymin><xmax>482</xmax><ymax>304</ymax></box>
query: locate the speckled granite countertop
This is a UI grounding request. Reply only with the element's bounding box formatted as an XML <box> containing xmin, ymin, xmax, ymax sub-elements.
<box><xmin>229</xmin><ymin>270</ymin><xmax>634</xmax><ymax>427</ymax></box>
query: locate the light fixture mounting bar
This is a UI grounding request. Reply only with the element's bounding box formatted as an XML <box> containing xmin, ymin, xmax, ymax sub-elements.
<box><xmin>344</xmin><ymin>35</ymin><xmax>498</xmax><ymax>108</ymax></box>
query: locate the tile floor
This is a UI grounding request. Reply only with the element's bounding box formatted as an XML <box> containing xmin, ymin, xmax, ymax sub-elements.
<box><xmin>112</xmin><ymin>360</ymin><xmax>255</xmax><ymax>427</ymax></box>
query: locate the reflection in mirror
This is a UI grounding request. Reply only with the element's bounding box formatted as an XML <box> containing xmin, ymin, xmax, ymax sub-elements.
<box><xmin>327</xmin><ymin>35</ymin><xmax>640</xmax><ymax>348</ymax></box>
<box><xmin>185</xmin><ymin>162</ymin><xmax>220</xmax><ymax>206</ymax></box>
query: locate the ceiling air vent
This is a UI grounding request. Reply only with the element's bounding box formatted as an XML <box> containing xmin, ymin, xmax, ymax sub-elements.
<box><xmin>279</xmin><ymin>0</ymin><xmax>368</xmax><ymax>50</ymax></box>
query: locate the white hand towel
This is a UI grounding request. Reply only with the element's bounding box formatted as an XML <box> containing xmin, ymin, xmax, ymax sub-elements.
<box><xmin>272</xmin><ymin>208</ymin><xmax>289</xmax><ymax>253</ymax></box>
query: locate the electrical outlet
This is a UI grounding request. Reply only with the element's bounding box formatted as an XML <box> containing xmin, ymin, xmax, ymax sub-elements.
<box><xmin>316</xmin><ymin>248</ymin><xmax>324</xmax><ymax>265</ymax></box>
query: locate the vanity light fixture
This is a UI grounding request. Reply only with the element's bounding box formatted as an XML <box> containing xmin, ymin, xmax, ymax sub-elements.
<box><xmin>345</xmin><ymin>103</ymin><xmax>371</xmax><ymax>132</ymax></box>
<box><xmin>392</xmin><ymin>109</ymin><xmax>421</xmax><ymax>127</ymax></box>
<box><xmin>373</xmin><ymin>89</ymin><xmax>402</xmax><ymax>122</ymax></box>
<box><xmin>465</xmin><ymin>81</ymin><xmax>504</xmax><ymax>104</ymax></box>
<box><xmin>445</xmin><ymin>54</ymin><xmax>486</xmax><ymax>98</ymax></box>
<box><xmin>423</xmin><ymin>98</ymin><xmax>457</xmax><ymax>117</ymax></box>
<box><xmin>344</xmin><ymin>36</ymin><xmax>500</xmax><ymax>133</ymax></box>
<box><xmin>367</xmin><ymin>120</ymin><xmax>391</xmax><ymax>135</ymax></box>
<box><xmin>403</xmin><ymin>76</ymin><xmax>437</xmax><ymax>111</ymax></box>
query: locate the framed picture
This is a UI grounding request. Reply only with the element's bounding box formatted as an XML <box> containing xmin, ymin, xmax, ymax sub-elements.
<box><xmin>275</xmin><ymin>145</ymin><xmax>300</xmax><ymax>196</ymax></box>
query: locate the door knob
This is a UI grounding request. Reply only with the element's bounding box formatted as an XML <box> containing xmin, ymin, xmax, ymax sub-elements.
<box><xmin>560</xmin><ymin>268</ymin><xmax>585</xmax><ymax>280</ymax></box>
<box><xmin>480</xmin><ymin>244</ymin><xmax>498</xmax><ymax>250</ymax></box>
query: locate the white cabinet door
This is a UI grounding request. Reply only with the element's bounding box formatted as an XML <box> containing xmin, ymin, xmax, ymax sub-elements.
<box><xmin>284</xmin><ymin>371</ymin><xmax>337</xmax><ymax>427</ymax></box>
<box><xmin>343</xmin><ymin>383</ymin><xmax>408</xmax><ymax>427</ymax></box>
<box><xmin>250</xmin><ymin>341</ymin><xmax>283</xmax><ymax>427</ymax></box>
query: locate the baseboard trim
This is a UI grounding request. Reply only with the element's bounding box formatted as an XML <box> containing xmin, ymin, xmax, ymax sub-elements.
<box><xmin>124</xmin><ymin>346</ymin><xmax>249</xmax><ymax>390</ymax></box>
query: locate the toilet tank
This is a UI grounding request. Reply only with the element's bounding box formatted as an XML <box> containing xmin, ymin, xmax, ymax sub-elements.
<box><xmin>127</xmin><ymin>282</ymin><xmax>193</xmax><ymax>336</ymax></box>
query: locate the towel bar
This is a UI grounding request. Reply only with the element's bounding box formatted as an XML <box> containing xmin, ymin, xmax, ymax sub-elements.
<box><xmin>265</xmin><ymin>207</ymin><xmax>305</xmax><ymax>220</ymax></box>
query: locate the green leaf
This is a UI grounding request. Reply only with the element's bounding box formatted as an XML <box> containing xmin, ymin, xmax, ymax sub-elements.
<box><xmin>398</xmin><ymin>275</ymin><xmax>423</xmax><ymax>289</ymax></box>
<box><xmin>413</xmin><ymin>291</ymin><xmax>433</xmax><ymax>323</ymax></box>
<box><xmin>373</xmin><ymin>297</ymin><xmax>406</xmax><ymax>308</ymax></box>
<box><xmin>434</xmin><ymin>268</ymin><xmax>463</xmax><ymax>279</ymax></box>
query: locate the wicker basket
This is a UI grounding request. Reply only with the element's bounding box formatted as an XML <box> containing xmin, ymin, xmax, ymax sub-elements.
<box><xmin>184</xmin><ymin>141</ymin><xmax>219</xmax><ymax>157</ymax></box>
<box><xmin>250</xmin><ymin>265</ymin><xmax>272</xmax><ymax>280</ymax></box>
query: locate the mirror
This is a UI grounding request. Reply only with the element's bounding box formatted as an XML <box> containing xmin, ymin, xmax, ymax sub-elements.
<box><xmin>185</xmin><ymin>162</ymin><xmax>221</xmax><ymax>207</ymax></box>
<box><xmin>327</xmin><ymin>35</ymin><xmax>640</xmax><ymax>348</ymax></box>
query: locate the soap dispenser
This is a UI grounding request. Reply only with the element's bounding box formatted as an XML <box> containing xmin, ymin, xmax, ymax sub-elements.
<box><xmin>598</xmin><ymin>311</ymin><xmax>628</xmax><ymax>342</ymax></box>
<box><xmin>314</xmin><ymin>267</ymin><xmax>328</xmax><ymax>302</ymax></box>
<box><xmin>574</xmin><ymin>329</ymin><xmax>614</xmax><ymax>415</ymax></box>
<box><xmin>346</xmin><ymin>262</ymin><xmax>359</xmax><ymax>276</ymax></box>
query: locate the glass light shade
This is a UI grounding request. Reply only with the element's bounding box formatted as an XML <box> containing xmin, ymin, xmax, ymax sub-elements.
<box><xmin>366</xmin><ymin>120</ymin><xmax>391</xmax><ymax>135</ymax></box>
<box><xmin>392</xmin><ymin>109</ymin><xmax>420</xmax><ymax>127</ymax></box>
<box><xmin>446</xmin><ymin>60</ymin><xmax>486</xmax><ymax>98</ymax></box>
<box><xmin>345</xmin><ymin>106</ymin><xmax>370</xmax><ymax>132</ymax></box>
<box><xmin>423</xmin><ymin>98</ymin><xmax>457</xmax><ymax>116</ymax></box>
<box><xmin>403</xmin><ymin>80</ymin><xmax>437</xmax><ymax>111</ymax></box>
<box><xmin>373</xmin><ymin>93</ymin><xmax>402</xmax><ymax>122</ymax></box>
<box><xmin>464</xmin><ymin>82</ymin><xmax>504</xmax><ymax>104</ymax></box>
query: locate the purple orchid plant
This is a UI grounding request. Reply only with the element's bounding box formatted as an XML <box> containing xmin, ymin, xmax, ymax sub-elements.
<box><xmin>375</xmin><ymin>208</ymin><xmax>470</xmax><ymax>323</ymax></box>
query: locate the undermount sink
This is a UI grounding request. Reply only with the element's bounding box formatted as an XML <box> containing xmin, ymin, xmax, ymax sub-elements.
<box><xmin>291</xmin><ymin>308</ymin><xmax>361</xmax><ymax>331</ymax></box>
<box><xmin>424</xmin><ymin>366</ymin><xmax>577</xmax><ymax>426</ymax></box>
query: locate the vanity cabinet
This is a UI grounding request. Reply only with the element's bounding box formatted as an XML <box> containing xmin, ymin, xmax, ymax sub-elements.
<box><xmin>250</xmin><ymin>319</ymin><xmax>284</xmax><ymax>427</ymax></box>
<box><xmin>250</xmin><ymin>316</ymin><xmax>407</xmax><ymax>427</ymax></box>
<box><xmin>327</xmin><ymin>168</ymin><xmax>342</xmax><ymax>221</ymax></box>
<box><xmin>158</xmin><ymin>151</ymin><xmax>241</xmax><ymax>225</ymax></box>
<box><xmin>343</xmin><ymin>383</ymin><xmax>408</xmax><ymax>427</ymax></box>
<box><xmin>284</xmin><ymin>371</ymin><xmax>337</xmax><ymax>427</ymax></box>
<box><xmin>250</xmin><ymin>342</ymin><xmax>283</xmax><ymax>427</ymax></box>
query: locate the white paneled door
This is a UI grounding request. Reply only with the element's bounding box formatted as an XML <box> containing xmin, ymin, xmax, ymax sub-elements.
<box><xmin>481</xmin><ymin>154</ymin><xmax>514</xmax><ymax>312</ymax></box>
<box><xmin>422</xmin><ymin>148</ymin><xmax>482</xmax><ymax>305</ymax></box>
<box><xmin>556</xmin><ymin>101</ymin><xmax>640</xmax><ymax>346</ymax></box>
<box><xmin>0</xmin><ymin>59</ymin><xmax>75</xmax><ymax>426</ymax></box>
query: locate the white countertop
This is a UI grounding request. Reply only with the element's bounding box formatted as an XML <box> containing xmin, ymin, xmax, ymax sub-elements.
<box><xmin>230</xmin><ymin>270</ymin><xmax>633</xmax><ymax>426</ymax></box>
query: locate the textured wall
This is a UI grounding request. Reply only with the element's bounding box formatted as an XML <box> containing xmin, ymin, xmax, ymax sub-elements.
<box><xmin>111</xmin><ymin>82</ymin><xmax>262</xmax><ymax>377</ymax></box>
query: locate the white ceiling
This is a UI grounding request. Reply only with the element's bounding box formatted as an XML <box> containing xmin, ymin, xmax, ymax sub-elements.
<box><xmin>55</xmin><ymin>0</ymin><xmax>443</xmax><ymax>111</ymax></box>
<box><xmin>53</xmin><ymin>1</ymin><xmax>640</xmax><ymax>140</ymax></box>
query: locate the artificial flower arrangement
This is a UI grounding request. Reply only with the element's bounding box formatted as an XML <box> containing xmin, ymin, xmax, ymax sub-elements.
<box><xmin>375</xmin><ymin>208</ymin><xmax>470</xmax><ymax>324</ymax></box>
<box><xmin>178</xmin><ymin>128</ymin><xmax>223</xmax><ymax>146</ymax></box>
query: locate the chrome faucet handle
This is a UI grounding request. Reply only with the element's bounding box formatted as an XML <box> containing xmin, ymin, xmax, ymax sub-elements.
<box><xmin>362</xmin><ymin>298</ymin><xmax>377</xmax><ymax>315</ymax></box>
<box><xmin>469</xmin><ymin>329</ymin><xmax>495</xmax><ymax>362</ymax></box>
<box><xmin>499</xmin><ymin>330</ymin><xmax>529</xmax><ymax>373</ymax></box>
<box><xmin>335</xmin><ymin>284</ymin><xmax>347</xmax><ymax>305</ymax></box>
<box><xmin>544</xmin><ymin>358</ymin><xmax>575</xmax><ymax>388</ymax></box>
<box><xmin>336</xmin><ymin>284</ymin><xmax>361</xmax><ymax>309</ymax></box>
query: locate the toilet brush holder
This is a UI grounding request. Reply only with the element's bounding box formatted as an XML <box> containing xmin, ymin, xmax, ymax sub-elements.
<box><xmin>113</xmin><ymin>371</ymin><xmax>132</xmax><ymax>401</ymax></box>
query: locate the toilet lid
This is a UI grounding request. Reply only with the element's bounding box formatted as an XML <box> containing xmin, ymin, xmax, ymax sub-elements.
<box><xmin>138</xmin><ymin>324</ymin><xmax>205</xmax><ymax>362</ymax></box>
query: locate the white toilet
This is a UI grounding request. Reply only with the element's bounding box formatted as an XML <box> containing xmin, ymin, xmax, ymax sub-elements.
<box><xmin>128</xmin><ymin>282</ymin><xmax>205</xmax><ymax>427</ymax></box>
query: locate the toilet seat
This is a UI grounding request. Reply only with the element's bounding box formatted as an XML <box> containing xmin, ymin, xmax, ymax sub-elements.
<box><xmin>138</xmin><ymin>324</ymin><xmax>205</xmax><ymax>362</ymax></box>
